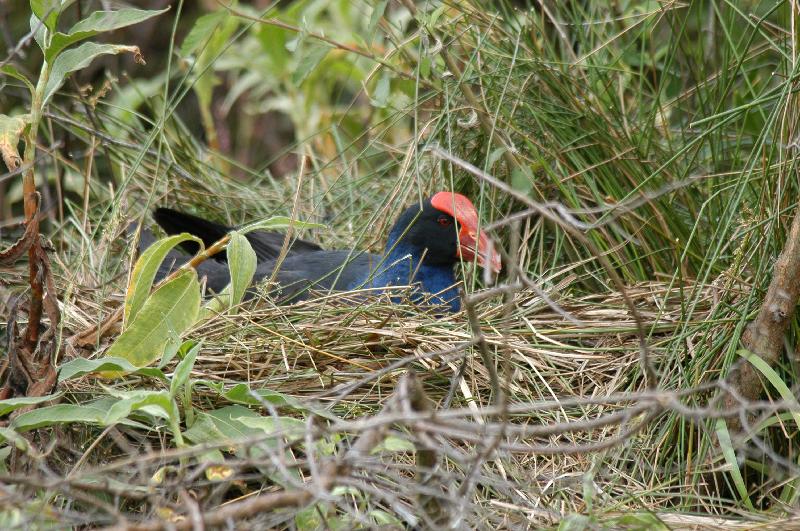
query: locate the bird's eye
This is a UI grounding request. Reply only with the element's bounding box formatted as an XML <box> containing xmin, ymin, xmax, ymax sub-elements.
<box><xmin>437</xmin><ymin>215</ymin><xmax>452</xmax><ymax>227</ymax></box>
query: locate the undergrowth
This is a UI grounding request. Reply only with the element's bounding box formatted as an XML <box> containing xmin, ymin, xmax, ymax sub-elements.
<box><xmin>1</xmin><ymin>0</ymin><xmax>800</xmax><ymax>528</ymax></box>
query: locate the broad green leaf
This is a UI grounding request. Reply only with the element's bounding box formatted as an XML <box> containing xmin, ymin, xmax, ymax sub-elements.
<box><xmin>103</xmin><ymin>389</ymin><xmax>177</xmax><ymax>426</ymax></box>
<box><xmin>106</xmin><ymin>270</ymin><xmax>201</xmax><ymax>367</ymax></box>
<box><xmin>125</xmin><ymin>232</ymin><xmax>202</xmax><ymax>326</ymax></box>
<box><xmin>0</xmin><ymin>114</ymin><xmax>30</xmax><ymax>171</ymax></box>
<box><xmin>180</xmin><ymin>10</ymin><xmax>226</xmax><ymax>57</ymax></box>
<box><xmin>43</xmin><ymin>42</ymin><xmax>145</xmax><ymax>105</ymax></box>
<box><xmin>0</xmin><ymin>65</ymin><xmax>35</xmax><ymax>96</ymax></box>
<box><xmin>182</xmin><ymin>410</ymin><xmax>232</xmax><ymax>444</ymax></box>
<box><xmin>0</xmin><ymin>394</ymin><xmax>60</xmax><ymax>417</ymax></box>
<box><xmin>292</xmin><ymin>43</ymin><xmax>330</xmax><ymax>85</ymax></box>
<box><xmin>58</xmin><ymin>356</ymin><xmax>166</xmax><ymax>382</ymax></box>
<box><xmin>169</xmin><ymin>340</ymin><xmax>201</xmax><ymax>398</ymax></box>
<box><xmin>212</xmin><ymin>382</ymin><xmax>337</xmax><ymax>420</ymax></box>
<box><xmin>227</xmin><ymin>231</ymin><xmax>257</xmax><ymax>310</ymax></box>
<box><xmin>29</xmin><ymin>14</ymin><xmax>48</xmax><ymax>52</ymax></box>
<box><xmin>46</xmin><ymin>7</ymin><xmax>169</xmax><ymax>62</ymax></box>
<box><xmin>11</xmin><ymin>399</ymin><xmax>115</xmax><ymax>431</ymax></box>
<box><xmin>183</xmin><ymin>407</ymin><xmax>302</xmax><ymax>484</ymax></box>
<box><xmin>30</xmin><ymin>0</ymin><xmax>67</xmax><ymax>32</ymax></box>
<box><xmin>257</xmin><ymin>24</ymin><xmax>290</xmax><ymax>71</ymax></box>
<box><xmin>236</xmin><ymin>416</ymin><xmax>305</xmax><ymax>439</ymax></box>
<box><xmin>183</xmin><ymin>405</ymin><xmax>263</xmax><ymax>444</ymax></box>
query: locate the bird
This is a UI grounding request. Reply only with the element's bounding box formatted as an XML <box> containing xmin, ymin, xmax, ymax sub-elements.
<box><xmin>148</xmin><ymin>192</ymin><xmax>501</xmax><ymax>312</ymax></box>
<box><xmin>152</xmin><ymin>207</ymin><xmax>323</xmax><ymax>262</ymax></box>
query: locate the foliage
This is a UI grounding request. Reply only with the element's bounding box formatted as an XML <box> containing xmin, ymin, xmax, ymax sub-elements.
<box><xmin>2</xmin><ymin>0</ymin><xmax>800</xmax><ymax>529</ymax></box>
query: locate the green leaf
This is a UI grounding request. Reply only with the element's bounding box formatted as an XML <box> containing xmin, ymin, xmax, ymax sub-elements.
<box><xmin>0</xmin><ymin>394</ymin><xmax>60</xmax><ymax>417</ymax></box>
<box><xmin>29</xmin><ymin>15</ymin><xmax>46</xmax><ymax>52</ymax></box>
<box><xmin>43</xmin><ymin>42</ymin><xmax>145</xmax><ymax>105</ymax></box>
<box><xmin>11</xmin><ymin>399</ymin><xmax>115</xmax><ymax>431</ymax></box>
<box><xmin>180</xmin><ymin>10</ymin><xmax>226</xmax><ymax>57</ymax></box>
<box><xmin>736</xmin><ymin>349</ymin><xmax>800</xmax><ymax>427</ymax></box>
<box><xmin>30</xmin><ymin>0</ymin><xmax>68</xmax><ymax>33</ymax></box>
<box><xmin>420</xmin><ymin>56</ymin><xmax>431</xmax><ymax>78</ymax></box>
<box><xmin>370</xmin><ymin>73</ymin><xmax>391</xmax><ymax>109</ymax></box>
<box><xmin>367</xmin><ymin>0</ymin><xmax>388</xmax><ymax>40</ymax></box>
<box><xmin>125</xmin><ymin>233</ymin><xmax>203</xmax><ymax>326</ymax></box>
<box><xmin>170</xmin><ymin>341</ymin><xmax>201</xmax><ymax>399</ymax></box>
<box><xmin>46</xmin><ymin>7</ymin><xmax>168</xmax><ymax>62</ymax></box>
<box><xmin>257</xmin><ymin>24</ymin><xmax>290</xmax><ymax>71</ymax></box>
<box><xmin>715</xmin><ymin>418</ymin><xmax>754</xmax><ymax>510</ymax></box>
<box><xmin>237</xmin><ymin>416</ymin><xmax>305</xmax><ymax>440</ymax></box>
<box><xmin>219</xmin><ymin>383</ymin><xmax>334</xmax><ymax>418</ymax></box>
<box><xmin>182</xmin><ymin>410</ymin><xmax>232</xmax><ymax>444</ymax></box>
<box><xmin>0</xmin><ymin>427</ymin><xmax>30</xmax><ymax>452</ymax></box>
<box><xmin>0</xmin><ymin>445</ymin><xmax>13</xmax><ymax>471</ymax></box>
<box><xmin>106</xmin><ymin>270</ymin><xmax>201</xmax><ymax>367</ymax></box>
<box><xmin>103</xmin><ymin>389</ymin><xmax>177</xmax><ymax>426</ymax></box>
<box><xmin>0</xmin><ymin>65</ymin><xmax>35</xmax><ymax>96</ymax></box>
<box><xmin>183</xmin><ymin>405</ymin><xmax>264</xmax><ymax>444</ymax></box>
<box><xmin>227</xmin><ymin>231</ymin><xmax>257</xmax><ymax>310</ymax></box>
<box><xmin>58</xmin><ymin>356</ymin><xmax>166</xmax><ymax>382</ymax></box>
<box><xmin>510</xmin><ymin>166</ymin><xmax>534</xmax><ymax>196</ymax></box>
<box><xmin>487</xmin><ymin>147</ymin><xmax>506</xmax><ymax>169</ymax></box>
<box><xmin>292</xmin><ymin>43</ymin><xmax>330</xmax><ymax>85</ymax></box>
<box><xmin>735</xmin><ymin>349</ymin><xmax>800</xmax><ymax>505</ymax></box>
<box><xmin>371</xmin><ymin>435</ymin><xmax>415</xmax><ymax>454</ymax></box>
<box><xmin>188</xmin><ymin>10</ymin><xmax>239</xmax><ymax>111</ymax></box>
<box><xmin>238</xmin><ymin>216</ymin><xmax>325</xmax><ymax>234</ymax></box>
<box><xmin>427</xmin><ymin>4</ymin><xmax>448</xmax><ymax>28</ymax></box>
<box><xmin>158</xmin><ymin>336</ymin><xmax>184</xmax><ymax>369</ymax></box>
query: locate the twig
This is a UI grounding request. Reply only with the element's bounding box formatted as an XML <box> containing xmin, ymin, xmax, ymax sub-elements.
<box><xmin>428</xmin><ymin>145</ymin><xmax>659</xmax><ymax>388</ymax></box>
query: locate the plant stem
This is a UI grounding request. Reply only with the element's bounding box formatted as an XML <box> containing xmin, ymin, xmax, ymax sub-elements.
<box><xmin>21</xmin><ymin>61</ymin><xmax>51</xmax><ymax>352</ymax></box>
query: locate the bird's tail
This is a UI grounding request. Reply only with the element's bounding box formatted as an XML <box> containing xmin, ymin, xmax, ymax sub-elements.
<box><xmin>153</xmin><ymin>207</ymin><xmax>233</xmax><ymax>257</ymax></box>
<box><xmin>130</xmin><ymin>220</ymin><xmax>226</xmax><ymax>286</ymax></box>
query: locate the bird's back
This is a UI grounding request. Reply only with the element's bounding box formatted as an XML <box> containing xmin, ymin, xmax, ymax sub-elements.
<box><xmin>153</xmin><ymin>208</ymin><xmax>322</xmax><ymax>262</ymax></box>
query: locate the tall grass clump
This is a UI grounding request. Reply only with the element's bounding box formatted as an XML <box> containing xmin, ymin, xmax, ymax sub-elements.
<box><xmin>1</xmin><ymin>0</ymin><xmax>800</xmax><ymax>528</ymax></box>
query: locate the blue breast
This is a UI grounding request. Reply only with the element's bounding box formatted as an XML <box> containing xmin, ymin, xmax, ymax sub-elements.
<box><xmin>357</xmin><ymin>243</ymin><xmax>460</xmax><ymax>312</ymax></box>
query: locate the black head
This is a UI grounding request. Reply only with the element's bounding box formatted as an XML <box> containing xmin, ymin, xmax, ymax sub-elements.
<box><xmin>386</xmin><ymin>192</ymin><xmax>502</xmax><ymax>272</ymax></box>
<box><xmin>388</xmin><ymin>199</ymin><xmax>460</xmax><ymax>266</ymax></box>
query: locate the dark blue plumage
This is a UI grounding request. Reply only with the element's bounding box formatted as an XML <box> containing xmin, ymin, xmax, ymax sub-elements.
<box><xmin>147</xmin><ymin>192</ymin><xmax>500</xmax><ymax>312</ymax></box>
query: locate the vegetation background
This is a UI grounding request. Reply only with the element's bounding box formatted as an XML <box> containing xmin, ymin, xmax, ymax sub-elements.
<box><xmin>2</xmin><ymin>0</ymin><xmax>800</xmax><ymax>528</ymax></box>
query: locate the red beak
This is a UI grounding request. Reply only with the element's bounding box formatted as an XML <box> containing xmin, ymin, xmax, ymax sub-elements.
<box><xmin>431</xmin><ymin>192</ymin><xmax>502</xmax><ymax>274</ymax></box>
